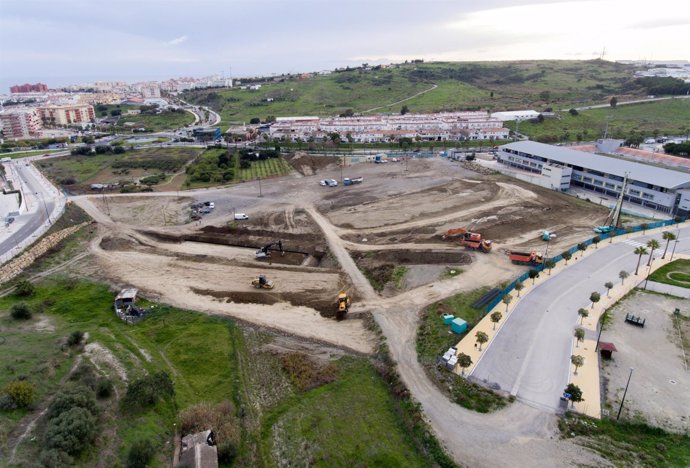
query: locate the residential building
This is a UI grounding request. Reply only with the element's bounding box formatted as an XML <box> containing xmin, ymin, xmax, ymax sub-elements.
<box><xmin>38</xmin><ymin>104</ymin><xmax>95</xmax><ymax>125</ymax></box>
<box><xmin>139</xmin><ymin>83</ymin><xmax>161</xmax><ymax>99</ymax></box>
<box><xmin>10</xmin><ymin>83</ymin><xmax>48</xmax><ymax>93</ymax></box>
<box><xmin>0</xmin><ymin>109</ymin><xmax>43</xmax><ymax>138</ymax></box>
<box><xmin>497</xmin><ymin>141</ymin><xmax>690</xmax><ymax>214</ymax></box>
<box><xmin>491</xmin><ymin>110</ymin><xmax>540</xmax><ymax>122</ymax></box>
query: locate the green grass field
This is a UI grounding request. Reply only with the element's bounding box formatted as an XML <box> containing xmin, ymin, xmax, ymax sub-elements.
<box><xmin>37</xmin><ymin>146</ymin><xmax>199</xmax><ymax>187</ymax></box>
<box><xmin>116</xmin><ymin>110</ymin><xmax>195</xmax><ymax>132</ymax></box>
<box><xmin>0</xmin><ymin>149</ymin><xmax>64</xmax><ymax>159</ymax></box>
<box><xmin>183</xmin><ymin>60</ymin><xmax>644</xmax><ymax>128</ymax></box>
<box><xmin>510</xmin><ymin>99</ymin><xmax>690</xmax><ymax>142</ymax></box>
<box><xmin>185</xmin><ymin>149</ymin><xmax>292</xmax><ymax>188</ymax></box>
<box><xmin>648</xmin><ymin>259</ymin><xmax>690</xmax><ymax>289</ymax></box>
<box><xmin>236</xmin><ymin>157</ymin><xmax>292</xmax><ymax>181</ymax></box>
<box><xmin>261</xmin><ymin>358</ymin><xmax>430</xmax><ymax>467</ymax></box>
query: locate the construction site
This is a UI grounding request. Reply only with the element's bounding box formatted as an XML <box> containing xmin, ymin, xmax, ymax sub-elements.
<box><xmin>69</xmin><ymin>154</ymin><xmax>613</xmax><ymax>354</ymax></box>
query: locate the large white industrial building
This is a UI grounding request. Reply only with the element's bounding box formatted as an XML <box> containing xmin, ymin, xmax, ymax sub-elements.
<box><xmin>497</xmin><ymin>141</ymin><xmax>690</xmax><ymax>216</ymax></box>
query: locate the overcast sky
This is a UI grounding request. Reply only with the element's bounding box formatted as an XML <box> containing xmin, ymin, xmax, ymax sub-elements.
<box><xmin>0</xmin><ymin>0</ymin><xmax>687</xmax><ymax>90</ymax></box>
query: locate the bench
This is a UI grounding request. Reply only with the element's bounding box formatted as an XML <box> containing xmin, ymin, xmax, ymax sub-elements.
<box><xmin>625</xmin><ymin>313</ymin><xmax>646</xmax><ymax>327</ymax></box>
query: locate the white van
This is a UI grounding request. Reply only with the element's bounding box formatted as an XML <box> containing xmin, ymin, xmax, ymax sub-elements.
<box><xmin>234</xmin><ymin>213</ymin><xmax>249</xmax><ymax>220</ymax></box>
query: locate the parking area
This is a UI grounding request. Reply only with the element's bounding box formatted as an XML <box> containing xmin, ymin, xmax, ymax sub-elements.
<box><xmin>600</xmin><ymin>290</ymin><xmax>690</xmax><ymax>432</ymax></box>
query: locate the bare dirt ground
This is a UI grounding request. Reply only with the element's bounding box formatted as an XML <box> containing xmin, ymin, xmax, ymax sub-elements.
<box><xmin>601</xmin><ymin>291</ymin><xmax>690</xmax><ymax>433</ymax></box>
<box><xmin>68</xmin><ymin>156</ymin><xmax>617</xmax><ymax>467</ymax></box>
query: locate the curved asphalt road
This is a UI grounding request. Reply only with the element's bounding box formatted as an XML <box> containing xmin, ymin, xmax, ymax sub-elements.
<box><xmin>471</xmin><ymin>226</ymin><xmax>690</xmax><ymax>411</ymax></box>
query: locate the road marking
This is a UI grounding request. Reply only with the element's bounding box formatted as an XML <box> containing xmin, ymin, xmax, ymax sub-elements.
<box><xmin>621</xmin><ymin>239</ymin><xmax>645</xmax><ymax>247</ymax></box>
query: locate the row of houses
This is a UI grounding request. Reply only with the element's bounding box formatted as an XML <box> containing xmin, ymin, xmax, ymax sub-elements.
<box><xmin>267</xmin><ymin>111</ymin><xmax>510</xmax><ymax>143</ymax></box>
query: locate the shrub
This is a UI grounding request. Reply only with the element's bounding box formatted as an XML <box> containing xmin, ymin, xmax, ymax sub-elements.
<box><xmin>15</xmin><ymin>280</ymin><xmax>35</xmax><ymax>297</ymax></box>
<box><xmin>10</xmin><ymin>303</ymin><xmax>32</xmax><ymax>320</ymax></box>
<box><xmin>39</xmin><ymin>448</ymin><xmax>74</xmax><ymax>468</ymax></box>
<box><xmin>123</xmin><ymin>371</ymin><xmax>174</xmax><ymax>410</ymax></box>
<box><xmin>48</xmin><ymin>385</ymin><xmax>98</xmax><ymax>420</ymax></box>
<box><xmin>45</xmin><ymin>407</ymin><xmax>97</xmax><ymax>455</ymax></box>
<box><xmin>67</xmin><ymin>330</ymin><xmax>84</xmax><ymax>347</ymax></box>
<box><xmin>96</xmin><ymin>378</ymin><xmax>113</xmax><ymax>399</ymax></box>
<box><xmin>0</xmin><ymin>394</ymin><xmax>18</xmax><ymax>411</ymax></box>
<box><xmin>4</xmin><ymin>380</ymin><xmax>37</xmax><ymax>408</ymax></box>
<box><xmin>279</xmin><ymin>352</ymin><xmax>338</xmax><ymax>392</ymax></box>
<box><xmin>126</xmin><ymin>439</ymin><xmax>156</xmax><ymax>468</ymax></box>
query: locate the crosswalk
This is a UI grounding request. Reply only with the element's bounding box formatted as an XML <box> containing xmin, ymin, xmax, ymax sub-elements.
<box><xmin>620</xmin><ymin>239</ymin><xmax>647</xmax><ymax>248</ymax></box>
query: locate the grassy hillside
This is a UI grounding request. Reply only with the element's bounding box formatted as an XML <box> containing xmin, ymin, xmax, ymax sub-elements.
<box><xmin>508</xmin><ymin>99</ymin><xmax>690</xmax><ymax>142</ymax></box>
<box><xmin>183</xmin><ymin>60</ymin><xmax>643</xmax><ymax>126</ymax></box>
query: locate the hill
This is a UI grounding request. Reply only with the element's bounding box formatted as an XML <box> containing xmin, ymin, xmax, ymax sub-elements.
<box><xmin>183</xmin><ymin>60</ymin><xmax>646</xmax><ymax>125</ymax></box>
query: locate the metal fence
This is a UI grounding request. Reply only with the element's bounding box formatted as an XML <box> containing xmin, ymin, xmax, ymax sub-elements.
<box><xmin>483</xmin><ymin>218</ymin><xmax>680</xmax><ymax>314</ymax></box>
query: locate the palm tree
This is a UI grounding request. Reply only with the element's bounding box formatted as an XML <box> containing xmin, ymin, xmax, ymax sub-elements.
<box><xmin>562</xmin><ymin>251</ymin><xmax>572</xmax><ymax>265</ymax></box>
<box><xmin>545</xmin><ymin>259</ymin><xmax>556</xmax><ymax>275</ymax></box>
<box><xmin>475</xmin><ymin>331</ymin><xmax>489</xmax><ymax>351</ymax></box>
<box><xmin>634</xmin><ymin>246</ymin><xmax>648</xmax><ymax>275</ymax></box>
<box><xmin>592</xmin><ymin>236</ymin><xmax>601</xmax><ymax>249</ymax></box>
<box><xmin>577</xmin><ymin>242</ymin><xmax>587</xmax><ymax>259</ymax></box>
<box><xmin>574</xmin><ymin>328</ymin><xmax>585</xmax><ymax>347</ymax></box>
<box><xmin>514</xmin><ymin>281</ymin><xmax>524</xmax><ymax>297</ymax></box>
<box><xmin>490</xmin><ymin>311</ymin><xmax>502</xmax><ymax>330</ymax></box>
<box><xmin>661</xmin><ymin>231</ymin><xmax>676</xmax><ymax>259</ymax></box>
<box><xmin>571</xmin><ymin>354</ymin><xmax>585</xmax><ymax>374</ymax></box>
<box><xmin>646</xmin><ymin>239</ymin><xmax>660</xmax><ymax>266</ymax></box>
<box><xmin>528</xmin><ymin>269</ymin><xmax>539</xmax><ymax>285</ymax></box>
<box><xmin>502</xmin><ymin>294</ymin><xmax>513</xmax><ymax>312</ymax></box>
<box><xmin>619</xmin><ymin>270</ymin><xmax>629</xmax><ymax>284</ymax></box>
<box><xmin>641</xmin><ymin>223</ymin><xmax>649</xmax><ymax>234</ymax></box>
<box><xmin>590</xmin><ymin>292</ymin><xmax>601</xmax><ymax>309</ymax></box>
<box><xmin>578</xmin><ymin>308</ymin><xmax>589</xmax><ymax>324</ymax></box>
<box><xmin>457</xmin><ymin>353</ymin><xmax>472</xmax><ymax>376</ymax></box>
<box><xmin>604</xmin><ymin>281</ymin><xmax>614</xmax><ymax>298</ymax></box>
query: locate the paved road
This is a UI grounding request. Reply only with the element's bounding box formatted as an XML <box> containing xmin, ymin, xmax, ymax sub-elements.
<box><xmin>0</xmin><ymin>161</ymin><xmax>57</xmax><ymax>259</ymax></box>
<box><xmin>562</xmin><ymin>94</ymin><xmax>690</xmax><ymax>112</ymax></box>
<box><xmin>472</xmin><ymin>227</ymin><xmax>690</xmax><ymax>411</ymax></box>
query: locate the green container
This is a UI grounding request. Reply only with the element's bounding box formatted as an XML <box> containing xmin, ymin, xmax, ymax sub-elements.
<box><xmin>442</xmin><ymin>314</ymin><xmax>455</xmax><ymax>325</ymax></box>
<box><xmin>451</xmin><ymin>318</ymin><xmax>468</xmax><ymax>334</ymax></box>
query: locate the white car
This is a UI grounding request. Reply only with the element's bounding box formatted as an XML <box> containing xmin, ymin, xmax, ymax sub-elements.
<box><xmin>329</xmin><ymin>179</ymin><xmax>338</xmax><ymax>186</ymax></box>
<box><xmin>319</xmin><ymin>180</ymin><xmax>328</xmax><ymax>186</ymax></box>
<box><xmin>234</xmin><ymin>213</ymin><xmax>249</xmax><ymax>220</ymax></box>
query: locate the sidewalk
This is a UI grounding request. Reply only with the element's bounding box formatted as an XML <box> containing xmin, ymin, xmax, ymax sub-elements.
<box><xmin>642</xmin><ymin>280</ymin><xmax>690</xmax><ymax>299</ymax></box>
<box><xmin>451</xmin><ymin>220</ymin><xmax>690</xmax><ymax>418</ymax></box>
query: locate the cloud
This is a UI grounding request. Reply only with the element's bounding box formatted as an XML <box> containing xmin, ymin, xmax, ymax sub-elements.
<box><xmin>628</xmin><ymin>17</ymin><xmax>690</xmax><ymax>30</ymax></box>
<box><xmin>168</xmin><ymin>35</ymin><xmax>188</xmax><ymax>46</ymax></box>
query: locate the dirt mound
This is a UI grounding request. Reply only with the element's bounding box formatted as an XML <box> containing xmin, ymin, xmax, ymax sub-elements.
<box><xmin>100</xmin><ymin>234</ymin><xmax>149</xmax><ymax>252</ymax></box>
<box><xmin>192</xmin><ymin>287</ymin><xmax>340</xmax><ymax>317</ymax></box>
<box><xmin>285</xmin><ymin>152</ymin><xmax>339</xmax><ymax>176</ymax></box>
<box><xmin>353</xmin><ymin>250</ymin><xmax>472</xmax><ymax>265</ymax></box>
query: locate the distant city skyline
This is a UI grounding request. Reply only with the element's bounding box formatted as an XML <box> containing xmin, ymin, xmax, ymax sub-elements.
<box><xmin>1</xmin><ymin>0</ymin><xmax>688</xmax><ymax>92</ymax></box>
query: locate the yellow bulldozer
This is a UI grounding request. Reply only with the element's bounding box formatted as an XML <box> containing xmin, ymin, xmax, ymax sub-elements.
<box><xmin>336</xmin><ymin>291</ymin><xmax>351</xmax><ymax>321</ymax></box>
<box><xmin>251</xmin><ymin>274</ymin><xmax>274</xmax><ymax>289</ymax></box>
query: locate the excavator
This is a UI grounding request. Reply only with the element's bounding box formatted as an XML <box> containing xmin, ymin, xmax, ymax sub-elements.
<box><xmin>251</xmin><ymin>274</ymin><xmax>275</xmax><ymax>289</ymax></box>
<box><xmin>255</xmin><ymin>240</ymin><xmax>284</xmax><ymax>259</ymax></box>
<box><xmin>336</xmin><ymin>291</ymin><xmax>351</xmax><ymax>321</ymax></box>
<box><xmin>441</xmin><ymin>228</ymin><xmax>492</xmax><ymax>253</ymax></box>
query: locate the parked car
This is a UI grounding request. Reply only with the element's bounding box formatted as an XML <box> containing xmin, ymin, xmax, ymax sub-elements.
<box><xmin>234</xmin><ymin>213</ymin><xmax>249</xmax><ymax>220</ymax></box>
<box><xmin>319</xmin><ymin>179</ymin><xmax>328</xmax><ymax>186</ymax></box>
<box><xmin>203</xmin><ymin>201</ymin><xmax>215</xmax><ymax>208</ymax></box>
<box><xmin>328</xmin><ymin>179</ymin><xmax>338</xmax><ymax>186</ymax></box>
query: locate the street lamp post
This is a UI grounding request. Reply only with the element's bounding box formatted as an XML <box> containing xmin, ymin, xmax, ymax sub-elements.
<box><xmin>644</xmin><ymin>257</ymin><xmax>655</xmax><ymax>290</ymax></box>
<box><xmin>616</xmin><ymin>367</ymin><xmax>634</xmax><ymax>420</ymax></box>
<box><xmin>258</xmin><ymin>177</ymin><xmax>262</xmax><ymax>197</ymax></box>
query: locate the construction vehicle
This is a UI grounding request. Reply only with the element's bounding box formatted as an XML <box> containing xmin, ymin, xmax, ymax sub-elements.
<box><xmin>343</xmin><ymin>176</ymin><xmax>363</xmax><ymax>186</ymax></box>
<box><xmin>255</xmin><ymin>240</ymin><xmax>284</xmax><ymax>259</ymax></box>
<box><xmin>594</xmin><ymin>173</ymin><xmax>629</xmax><ymax>234</ymax></box>
<box><xmin>251</xmin><ymin>274</ymin><xmax>274</xmax><ymax>289</ymax></box>
<box><xmin>442</xmin><ymin>228</ymin><xmax>492</xmax><ymax>253</ymax></box>
<box><xmin>336</xmin><ymin>291</ymin><xmax>351</xmax><ymax>321</ymax></box>
<box><xmin>508</xmin><ymin>250</ymin><xmax>544</xmax><ymax>266</ymax></box>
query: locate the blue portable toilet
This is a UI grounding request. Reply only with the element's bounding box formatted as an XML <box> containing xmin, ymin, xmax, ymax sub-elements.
<box><xmin>442</xmin><ymin>314</ymin><xmax>455</xmax><ymax>325</ymax></box>
<box><xmin>451</xmin><ymin>318</ymin><xmax>468</xmax><ymax>334</ymax></box>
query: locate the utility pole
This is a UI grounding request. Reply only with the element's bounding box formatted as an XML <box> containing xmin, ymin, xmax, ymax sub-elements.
<box><xmin>617</xmin><ymin>367</ymin><xmax>634</xmax><ymax>420</ymax></box>
<box><xmin>258</xmin><ymin>177</ymin><xmax>262</xmax><ymax>197</ymax></box>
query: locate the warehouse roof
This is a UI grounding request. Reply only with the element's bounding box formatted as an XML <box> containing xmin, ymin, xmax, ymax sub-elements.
<box><xmin>501</xmin><ymin>141</ymin><xmax>690</xmax><ymax>189</ymax></box>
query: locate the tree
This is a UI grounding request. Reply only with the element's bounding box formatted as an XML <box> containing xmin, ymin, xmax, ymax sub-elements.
<box><xmin>571</xmin><ymin>354</ymin><xmax>585</xmax><ymax>374</ymax></box>
<box><xmin>562</xmin><ymin>251</ymin><xmax>572</xmax><ymax>265</ymax></box>
<box><xmin>126</xmin><ymin>439</ymin><xmax>156</xmax><ymax>468</ymax></box>
<box><xmin>569</xmin><ymin>108</ymin><xmax>579</xmax><ymax>116</ymax></box>
<box><xmin>662</xmin><ymin>231</ymin><xmax>677</xmax><ymax>259</ymax></box>
<box><xmin>610</xmin><ymin>96</ymin><xmax>618</xmax><ymax>108</ymax></box>
<box><xmin>45</xmin><ymin>407</ymin><xmax>97</xmax><ymax>455</ymax></box>
<box><xmin>15</xmin><ymin>280</ymin><xmax>35</xmax><ymax>297</ymax></box>
<box><xmin>592</xmin><ymin>236</ymin><xmax>601</xmax><ymax>249</ymax></box>
<box><xmin>634</xmin><ymin>246</ymin><xmax>648</xmax><ymax>275</ymax></box>
<box><xmin>490</xmin><ymin>311</ymin><xmax>502</xmax><ymax>330</ymax></box>
<box><xmin>577</xmin><ymin>242</ymin><xmax>587</xmax><ymax>259</ymax></box>
<box><xmin>67</xmin><ymin>331</ymin><xmax>84</xmax><ymax>347</ymax></box>
<box><xmin>339</xmin><ymin>109</ymin><xmax>354</xmax><ymax>118</ymax></box>
<box><xmin>619</xmin><ymin>270</ymin><xmax>629</xmax><ymax>284</ymax></box>
<box><xmin>640</xmin><ymin>223</ymin><xmax>649</xmax><ymax>234</ymax></box>
<box><xmin>400</xmin><ymin>105</ymin><xmax>410</xmax><ymax>115</ymax></box>
<box><xmin>249</xmin><ymin>117</ymin><xmax>260</xmax><ymax>124</ymax></box>
<box><xmin>502</xmin><ymin>294</ymin><xmax>513</xmax><ymax>312</ymax></box>
<box><xmin>528</xmin><ymin>269</ymin><xmax>539</xmax><ymax>285</ymax></box>
<box><xmin>265</xmin><ymin>115</ymin><xmax>276</xmax><ymax>123</ymax></box>
<box><xmin>578</xmin><ymin>308</ymin><xmax>589</xmax><ymax>324</ymax></box>
<box><xmin>574</xmin><ymin>328</ymin><xmax>585</xmax><ymax>347</ymax></box>
<box><xmin>4</xmin><ymin>380</ymin><xmax>36</xmax><ymax>408</ymax></box>
<box><xmin>457</xmin><ymin>353</ymin><xmax>472</xmax><ymax>375</ymax></box>
<box><xmin>475</xmin><ymin>331</ymin><xmax>489</xmax><ymax>351</ymax></box>
<box><xmin>590</xmin><ymin>292</ymin><xmax>601</xmax><ymax>309</ymax></box>
<box><xmin>545</xmin><ymin>259</ymin><xmax>556</xmax><ymax>275</ymax></box>
<box><xmin>564</xmin><ymin>383</ymin><xmax>583</xmax><ymax>405</ymax></box>
<box><xmin>514</xmin><ymin>281</ymin><xmax>524</xmax><ymax>297</ymax></box>
<box><xmin>10</xmin><ymin>303</ymin><xmax>32</xmax><ymax>320</ymax></box>
<box><xmin>646</xmin><ymin>239</ymin><xmax>660</xmax><ymax>266</ymax></box>
<box><xmin>604</xmin><ymin>281</ymin><xmax>614</xmax><ymax>298</ymax></box>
